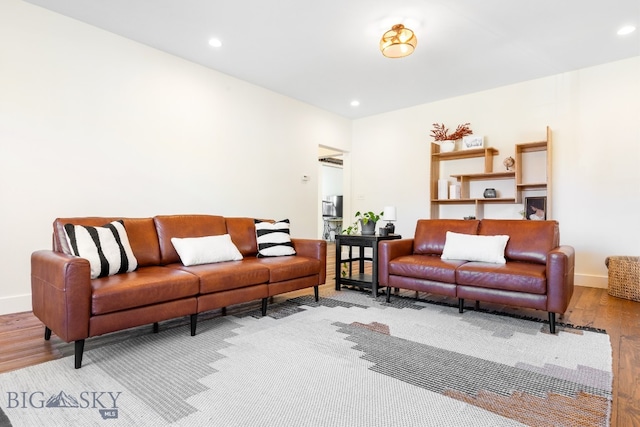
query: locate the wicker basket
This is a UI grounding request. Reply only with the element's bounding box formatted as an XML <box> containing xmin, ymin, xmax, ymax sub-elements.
<box><xmin>605</xmin><ymin>256</ymin><xmax>640</xmax><ymax>301</ymax></box>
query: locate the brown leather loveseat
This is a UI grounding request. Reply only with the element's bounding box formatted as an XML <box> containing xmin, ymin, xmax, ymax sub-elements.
<box><xmin>31</xmin><ymin>215</ymin><xmax>326</xmax><ymax>368</ymax></box>
<box><xmin>378</xmin><ymin>219</ymin><xmax>574</xmax><ymax>333</ymax></box>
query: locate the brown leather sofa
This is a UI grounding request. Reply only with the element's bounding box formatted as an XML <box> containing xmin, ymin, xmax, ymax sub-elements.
<box><xmin>31</xmin><ymin>215</ymin><xmax>326</xmax><ymax>368</ymax></box>
<box><xmin>378</xmin><ymin>219</ymin><xmax>575</xmax><ymax>333</ymax></box>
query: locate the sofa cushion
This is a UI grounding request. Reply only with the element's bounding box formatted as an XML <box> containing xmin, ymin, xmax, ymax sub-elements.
<box><xmin>441</xmin><ymin>231</ymin><xmax>509</xmax><ymax>264</ymax></box>
<box><xmin>250</xmin><ymin>256</ymin><xmax>321</xmax><ymax>283</ymax></box>
<box><xmin>255</xmin><ymin>219</ymin><xmax>296</xmax><ymax>257</ymax></box>
<box><xmin>456</xmin><ymin>261</ymin><xmax>547</xmax><ymax>294</ymax></box>
<box><xmin>91</xmin><ymin>266</ymin><xmax>199</xmax><ymax>315</ymax></box>
<box><xmin>225</xmin><ymin>217</ymin><xmax>260</xmax><ymax>257</ymax></box>
<box><xmin>64</xmin><ymin>220</ymin><xmax>138</xmax><ymax>279</ymax></box>
<box><xmin>154</xmin><ymin>215</ymin><xmax>228</xmax><ymax>265</ymax></box>
<box><xmin>170</xmin><ymin>261</ymin><xmax>270</xmax><ymax>294</ymax></box>
<box><xmin>414</xmin><ymin>219</ymin><xmax>480</xmax><ymax>255</ymax></box>
<box><xmin>171</xmin><ymin>234</ymin><xmax>243</xmax><ymax>266</ymax></box>
<box><xmin>389</xmin><ymin>254</ymin><xmax>466</xmax><ymax>284</ymax></box>
<box><xmin>479</xmin><ymin>220</ymin><xmax>558</xmax><ymax>264</ymax></box>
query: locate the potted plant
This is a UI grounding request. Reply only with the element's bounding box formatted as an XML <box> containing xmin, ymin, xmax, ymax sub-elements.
<box><xmin>357</xmin><ymin>211</ymin><xmax>382</xmax><ymax>235</ymax></box>
<box><xmin>342</xmin><ymin>210</ymin><xmax>383</xmax><ymax>236</ymax></box>
<box><xmin>430</xmin><ymin>122</ymin><xmax>473</xmax><ymax>152</ymax></box>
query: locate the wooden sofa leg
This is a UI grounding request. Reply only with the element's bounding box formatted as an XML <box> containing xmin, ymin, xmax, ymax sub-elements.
<box><xmin>190</xmin><ymin>314</ymin><xmax>197</xmax><ymax>336</ymax></box>
<box><xmin>261</xmin><ymin>298</ymin><xmax>268</xmax><ymax>316</ymax></box>
<box><xmin>458</xmin><ymin>299</ymin><xmax>464</xmax><ymax>313</ymax></box>
<box><xmin>153</xmin><ymin>322</ymin><xmax>159</xmax><ymax>333</ymax></box>
<box><xmin>549</xmin><ymin>312</ymin><xmax>556</xmax><ymax>334</ymax></box>
<box><xmin>475</xmin><ymin>300</ymin><xmax>480</xmax><ymax>310</ymax></box>
<box><xmin>44</xmin><ymin>327</ymin><xmax>52</xmax><ymax>341</ymax></box>
<box><xmin>314</xmin><ymin>285</ymin><xmax>319</xmax><ymax>302</ymax></box>
<box><xmin>74</xmin><ymin>339</ymin><xmax>85</xmax><ymax>369</ymax></box>
<box><xmin>386</xmin><ymin>286</ymin><xmax>392</xmax><ymax>303</ymax></box>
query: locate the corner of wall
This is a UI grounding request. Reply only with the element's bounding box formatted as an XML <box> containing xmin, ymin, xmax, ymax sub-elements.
<box><xmin>0</xmin><ymin>294</ymin><xmax>32</xmax><ymax>316</ymax></box>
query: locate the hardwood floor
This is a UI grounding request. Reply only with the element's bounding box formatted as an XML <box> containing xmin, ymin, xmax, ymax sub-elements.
<box><xmin>1</xmin><ymin>243</ymin><xmax>638</xmax><ymax>426</ymax></box>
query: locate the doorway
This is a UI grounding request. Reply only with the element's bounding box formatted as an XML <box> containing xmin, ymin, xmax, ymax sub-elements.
<box><xmin>318</xmin><ymin>146</ymin><xmax>344</xmax><ymax>240</ymax></box>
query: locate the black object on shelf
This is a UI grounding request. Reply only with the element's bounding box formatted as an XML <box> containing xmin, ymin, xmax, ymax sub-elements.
<box><xmin>483</xmin><ymin>188</ymin><xmax>497</xmax><ymax>198</ymax></box>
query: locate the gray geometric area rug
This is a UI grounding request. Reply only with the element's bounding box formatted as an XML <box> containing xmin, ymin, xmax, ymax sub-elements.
<box><xmin>0</xmin><ymin>291</ymin><xmax>612</xmax><ymax>427</ymax></box>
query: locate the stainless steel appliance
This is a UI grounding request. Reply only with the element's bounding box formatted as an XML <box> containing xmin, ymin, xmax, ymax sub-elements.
<box><xmin>322</xmin><ymin>195</ymin><xmax>343</xmax><ymax>218</ymax></box>
<box><xmin>322</xmin><ymin>195</ymin><xmax>343</xmax><ymax>241</ymax></box>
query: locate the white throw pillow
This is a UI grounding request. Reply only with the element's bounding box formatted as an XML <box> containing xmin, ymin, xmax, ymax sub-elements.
<box><xmin>171</xmin><ymin>234</ymin><xmax>243</xmax><ymax>266</ymax></box>
<box><xmin>63</xmin><ymin>220</ymin><xmax>138</xmax><ymax>279</ymax></box>
<box><xmin>255</xmin><ymin>219</ymin><xmax>297</xmax><ymax>257</ymax></box>
<box><xmin>441</xmin><ymin>231</ymin><xmax>509</xmax><ymax>264</ymax></box>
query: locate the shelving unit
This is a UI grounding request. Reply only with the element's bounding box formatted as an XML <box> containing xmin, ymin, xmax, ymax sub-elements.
<box><xmin>515</xmin><ymin>128</ymin><xmax>551</xmax><ymax>218</ymax></box>
<box><xmin>430</xmin><ymin>127</ymin><xmax>551</xmax><ymax>219</ymax></box>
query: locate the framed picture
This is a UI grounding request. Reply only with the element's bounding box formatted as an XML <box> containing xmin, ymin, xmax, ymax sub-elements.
<box><xmin>525</xmin><ymin>196</ymin><xmax>546</xmax><ymax>220</ymax></box>
<box><xmin>461</xmin><ymin>135</ymin><xmax>484</xmax><ymax>150</ymax></box>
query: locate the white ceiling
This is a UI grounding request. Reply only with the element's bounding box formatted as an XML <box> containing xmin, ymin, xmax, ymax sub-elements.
<box><xmin>25</xmin><ymin>0</ymin><xmax>640</xmax><ymax>119</ymax></box>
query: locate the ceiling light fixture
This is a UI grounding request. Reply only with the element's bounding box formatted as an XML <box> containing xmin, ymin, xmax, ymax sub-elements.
<box><xmin>617</xmin><ymin>25</ymin><xmax>636</xmax><ymax>36</ymax></box>
<box><xmin>380</xmin><ymin>24</ymin><xmax>417</xmax><ymax>58</ymax></box>
<box><xmin>208</xmin><ymin>38</ymin><xmax>222</xmax><ymax>48</ymax></box>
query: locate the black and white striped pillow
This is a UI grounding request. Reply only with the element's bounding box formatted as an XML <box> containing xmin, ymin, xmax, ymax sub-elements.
<box><xmin>63</xmin><ymin>220</ymin><xmax>138</xmax><ymax>279</ymax></box>
<box><xmin>255</xmin><ymin>219</ymin><xmax>296</xmax><ymax>257</ymax></box>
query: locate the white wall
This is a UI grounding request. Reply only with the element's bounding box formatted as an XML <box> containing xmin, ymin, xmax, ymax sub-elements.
<box><xmin>351</xmin><ymin>56</ymin><xmax>640</xmax><ymax>288</ymax></box>
<box><xmin>0</xmin><ymin>0</ymin><xmax>351</xmax><ymax>314</ymax></box>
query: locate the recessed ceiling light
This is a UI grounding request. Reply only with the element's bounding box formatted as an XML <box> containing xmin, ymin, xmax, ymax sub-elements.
<box><xmin>617</xmin><ymin>25</ymin><xmax>636</xmax><ymax>36</ymax></box>
<box><xmin>350</xmin><ymin>100</ymin><xmax>360</xmax><ymax>107</ymax></box>
<box><xmin>208</xmin><ymin>38</ymin><xmax>222</xmax><ymax>48</ymax></box>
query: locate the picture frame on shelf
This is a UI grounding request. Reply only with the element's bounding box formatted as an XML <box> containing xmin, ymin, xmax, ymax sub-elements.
<box><xmin>461</xmin><ymin>135</ymin><xmax>484</xmax><ymax>150</ymax></box>
<box><xmin>525</xmin><ymin>196</ymin><xmax>546</xmax><ymax>220</ymax></box>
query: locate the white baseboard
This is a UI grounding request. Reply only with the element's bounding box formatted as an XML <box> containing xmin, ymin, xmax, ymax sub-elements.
<box><xmin>575</xmin><ymin>273</ymin><xmax>608</xmax><ymax>289</ymax></box>
<box><xmin>0</xmin><ymin>293</ymin><xmax>32</xmax><ymax>316</ymax></box>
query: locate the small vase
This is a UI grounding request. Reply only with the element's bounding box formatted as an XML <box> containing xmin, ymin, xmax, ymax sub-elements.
<box><xmin>360</xmin><ymin>220</ymin><xmax>376</xmax><ymax>235</ymax></box>
<box><xmin>440</xmin><ymin>140</ymin><xmax>455</xmax><ymax>153</ymax></box>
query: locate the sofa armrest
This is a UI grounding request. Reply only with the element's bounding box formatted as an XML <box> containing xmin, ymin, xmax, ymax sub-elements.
<box><xmin>291</xmin><ymin>239</ymin><xmax>327</xmax><ymax>284</ymax></box>
<box><xmin>31</xmin><ymin>250</ymin><xmax>92</xmax><ymax>342</ymax></box>
<box><xmin>546</xmin><ymin>245</ymin><xmax>576</xmax><ymax>313</ymax></box>
<box><xmin>378</xmin><ymin>239</ymin><xmax>415</xmax><ymax>287</ymax></box>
